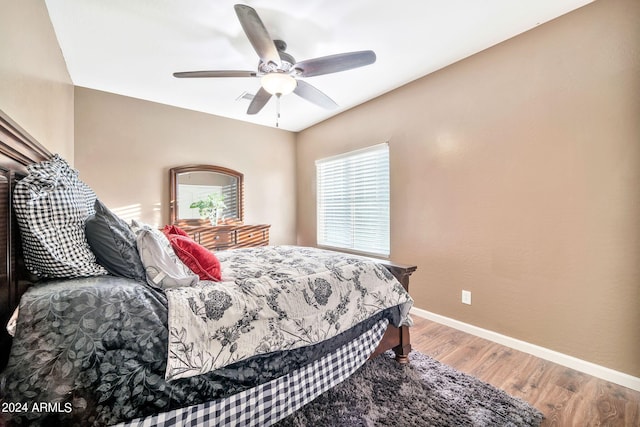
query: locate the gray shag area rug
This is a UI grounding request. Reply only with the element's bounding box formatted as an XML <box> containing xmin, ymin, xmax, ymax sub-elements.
<box><xmin>276</xmin><ymin>351</ymin><xmax>544</xmax><ymax>427</ymax></box>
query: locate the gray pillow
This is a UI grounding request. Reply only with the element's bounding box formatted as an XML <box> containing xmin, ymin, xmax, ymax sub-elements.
<box><xmin>136</xmin><ymin>228</ymin><xmax>198</xmax><ymax>289</ymax></box>
<box><xmin>85</xmin><ymin>199</ymin><xmax>146</xmax><ymax>282</ymax></box>
<box><xmin>13</xmin><ymin>155</ymin><xmax>107</xmax><ymax>278</ymax></box>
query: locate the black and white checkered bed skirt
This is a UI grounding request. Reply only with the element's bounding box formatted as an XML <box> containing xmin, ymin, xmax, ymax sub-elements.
<box><xmin>116</xmin><ymin>318</ymin><xmax>389</xmax><ymax>427</ymax></box>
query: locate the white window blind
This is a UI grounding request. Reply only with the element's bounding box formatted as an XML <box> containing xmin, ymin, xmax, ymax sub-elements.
<box><xmin>316</xmin><ymin>143</ymin><xmax>390</xmax><ymax>257</ymax></box>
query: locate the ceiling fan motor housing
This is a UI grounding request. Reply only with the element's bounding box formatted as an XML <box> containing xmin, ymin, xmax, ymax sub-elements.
<box><xmin>259</xmin><ymin>40</ymin><xmax>295</xmax><ymax>74</ymax></box>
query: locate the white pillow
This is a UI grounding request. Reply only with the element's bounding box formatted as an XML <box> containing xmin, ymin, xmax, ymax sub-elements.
<box><xmin>136</xmin><ymin>228</ymin><xmax>198</xmax><ymax>289</ymax></box>
<box><xmin>131</xmin><ymin>220</ymin><xmax>194</xmax><ymax>270</ymax></box>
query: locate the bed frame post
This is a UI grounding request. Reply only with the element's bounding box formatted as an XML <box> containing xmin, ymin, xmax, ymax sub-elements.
<box><xmin>0</xmin><ymin>109</ymin><xmax>51</xmax><ymax>371</ymax></box>
<box><xmin>369</xmin><ymin>260</ymin><xmax>417</xmax><ymax>363</ymax></box>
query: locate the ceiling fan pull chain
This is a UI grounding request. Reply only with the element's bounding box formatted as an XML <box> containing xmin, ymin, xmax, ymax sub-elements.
<box><xmin>276</xmin><ymin>93</ymin><xmax>281</xmax><ymax>128</ymax></box>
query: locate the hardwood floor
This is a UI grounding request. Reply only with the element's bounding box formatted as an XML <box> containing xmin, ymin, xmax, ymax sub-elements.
<box><xmin>409</xmin><ymin>316</ymin><xmax>640</xmax><ymax>426</ymax></box>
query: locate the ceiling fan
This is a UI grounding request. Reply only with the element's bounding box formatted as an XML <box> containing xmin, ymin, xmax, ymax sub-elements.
<box><xmin>173</xmin><ymin>4</ymin><xmax>376</xmax><ymax>119</ymax></box>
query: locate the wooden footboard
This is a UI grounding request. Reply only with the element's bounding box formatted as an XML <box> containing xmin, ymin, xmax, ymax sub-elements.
<box><xmin>370</xmin><ymin>260</ymin><xmax>417</xmax><ymax>363</ymax></box>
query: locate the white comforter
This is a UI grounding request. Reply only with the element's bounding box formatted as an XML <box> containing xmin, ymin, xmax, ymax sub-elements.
<box><xmin>164</xmin><ymin>246</ymin><xmax>413</xmax><ymax>381</ymax></box>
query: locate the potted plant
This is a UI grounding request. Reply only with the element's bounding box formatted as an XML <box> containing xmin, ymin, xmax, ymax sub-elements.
<box><xmin>190</xmin><ymin>193</ymin><xmax>226</xmax><ymax>225</ymax></box>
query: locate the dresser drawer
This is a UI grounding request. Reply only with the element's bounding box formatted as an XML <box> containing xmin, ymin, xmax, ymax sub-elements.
<box><xmin>198</xmin><ymin>230</ymin><xmax>234</xmax><ymax>250</ymax></box>
<box><xmin>236</xmin><ymin>226</ymin><xmax>269</xmax><ymax>247</ymax></box>
<box><xmin>178</xmin><ymin>224</ymin><xmax>270</xmax><ymax>251</ymax></box>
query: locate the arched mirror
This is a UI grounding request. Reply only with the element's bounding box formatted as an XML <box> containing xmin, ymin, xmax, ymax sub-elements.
<box><xmin>170</xmin><ymin>165</ymin><xmax>244</xmax><ymax>225</ymax></box>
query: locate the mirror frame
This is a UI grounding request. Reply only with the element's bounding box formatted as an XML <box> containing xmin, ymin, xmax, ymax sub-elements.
<box><xmin>169</xmin><ymin>165</ymin><xmax>244</xmax><ymax>226</ymax></box>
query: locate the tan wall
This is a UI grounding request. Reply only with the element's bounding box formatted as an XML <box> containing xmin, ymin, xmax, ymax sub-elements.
<box><xmin>296</xmin><ymin>0</ymin><xmax>640</xmax><ymax>376</ymax></box>
<box><xmin>74</xmin><ymin>88</ymin><xmax>297</xmax><ymax>246</ymax></box>
<box><xmin>0</xmin><ymin>0</ymin><xmax>74</xmax><ymax>161</ymax></box>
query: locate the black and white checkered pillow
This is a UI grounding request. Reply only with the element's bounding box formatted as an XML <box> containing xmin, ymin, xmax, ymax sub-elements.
<box><xmin>13</xmin><ymin>155</ymin><xmax>107</xmax><ymax>278</ymax></box>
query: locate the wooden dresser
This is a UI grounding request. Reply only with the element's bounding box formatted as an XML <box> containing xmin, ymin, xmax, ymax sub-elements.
<box><xmin>181</xmin><ymin>224</ymin><xmax>270</xmax><ymax>251</ymax></box>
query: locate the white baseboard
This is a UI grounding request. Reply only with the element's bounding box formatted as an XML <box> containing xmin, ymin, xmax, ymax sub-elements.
<box><xmin>411</xmin><ymin>307</ymin><xmax>640</xmax><ymax>392</ymax></box>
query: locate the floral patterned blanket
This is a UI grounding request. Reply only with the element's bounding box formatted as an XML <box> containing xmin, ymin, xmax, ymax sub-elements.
<box><xmin>165</xmin><ymin>246</ymin><xmax>413</xmax><ymax>381</ymax></box>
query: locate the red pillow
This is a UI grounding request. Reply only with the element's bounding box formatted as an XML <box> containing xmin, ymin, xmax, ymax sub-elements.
<box><xmin>168</xmin><ymin>235</ymin><xmax>221</xmax><ymax>281</ymax></box>
<box><xmin>163</xmin><ymin>224</ymin><xmax>190</xmax><ymax>238</ymax></box>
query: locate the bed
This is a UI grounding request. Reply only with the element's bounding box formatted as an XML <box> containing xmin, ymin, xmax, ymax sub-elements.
<box><xmin>0</xmin><ymin>109</ymin><xmax>417</xmax><ymax>426</ymax></box>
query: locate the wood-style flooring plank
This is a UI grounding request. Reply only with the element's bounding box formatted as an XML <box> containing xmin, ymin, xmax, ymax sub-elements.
<box><xmin>409</xmin><ymin>316</ymin><xmax>640</xmax><ymax>426</ymax></box>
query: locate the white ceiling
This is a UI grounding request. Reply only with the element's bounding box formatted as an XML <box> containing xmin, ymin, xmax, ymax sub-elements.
<box><xmin>45</xmin><ymin>0</ymin><xmax>593</xmax><ymax>132</ymax></box>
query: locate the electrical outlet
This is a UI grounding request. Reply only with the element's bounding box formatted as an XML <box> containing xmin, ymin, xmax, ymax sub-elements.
<box><xmin>461</xmin><ymin>290</ymin><xmax>472</xmax><ymax>305</ymax></box>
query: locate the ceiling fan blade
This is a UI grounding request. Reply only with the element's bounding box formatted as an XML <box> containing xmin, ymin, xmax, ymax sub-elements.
<box><xmin>234</xmin><ymin>4</ymin><xmax>281</xmax><ymax>69</ymax></box>
<box><xmin>173</xmin><ymin>70</ymin><xmax>257</xmax><ymax>78</ymax></box>
<box><xmin>293</xmin><ymin>80</ymin><xmax>338</xmax><ymax>110</ymax></box>
<box><xmin>293</xmin><ymin>50</ymin><xmax>376</xmax><ymax>78</ymax></box>
<box><xmin>247</xmin><ymin>87</ymin><xmax>273</xmax><ymax>115</ymax></box>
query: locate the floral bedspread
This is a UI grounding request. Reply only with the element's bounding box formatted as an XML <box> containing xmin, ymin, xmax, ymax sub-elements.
<box><xmin>165</xmin><ymin>246</ymin><xmax>413</xmax><ymax>381</ymax></box>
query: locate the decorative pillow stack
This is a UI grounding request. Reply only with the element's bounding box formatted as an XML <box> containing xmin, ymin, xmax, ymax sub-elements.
<box><xmin>163</xmin><ymin>225</ymin><xmax>222</xmax><ymax>281</ymax></box>
<box><xmin>85</xmin><ymin>199</ymin><xmax>146</xmax><ymax>282</ymax></box>
<box><xmin>13</xmin><ymin>155</ymin><xmax>107</xmax><ymax>278</ymax></box>
<box><xmin>14</xmin><ymin>155</ymin><xmax>223</xmax><ymax>286</ymax></box>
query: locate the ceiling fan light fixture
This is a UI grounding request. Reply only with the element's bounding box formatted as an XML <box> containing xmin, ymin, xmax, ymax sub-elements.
<box><xmin>261</xmin><ymin>72</ymin><xmax>297</xmax><ymax>95</ymax></box>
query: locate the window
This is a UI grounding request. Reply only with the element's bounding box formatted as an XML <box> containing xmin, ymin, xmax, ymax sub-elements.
<box><xmin>316</xmin><ymin>143</ymin><xmax>390</xmax><ymax>257</ymax></box>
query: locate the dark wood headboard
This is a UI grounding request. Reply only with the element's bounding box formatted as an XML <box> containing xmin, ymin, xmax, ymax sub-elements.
<box><xmin>0</xmin><ymin>109</ymin><xmax>51</xmax><ymax>370</ymax></box>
